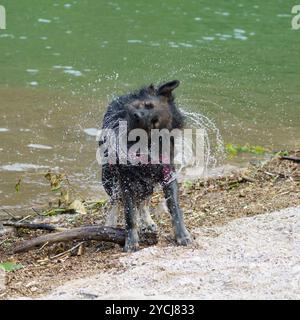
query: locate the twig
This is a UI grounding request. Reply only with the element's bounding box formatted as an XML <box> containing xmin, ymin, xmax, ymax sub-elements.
<box><xmin>3</xmin><ymin>221</ymin><xmax>63</xmax><ymax>232</ymax></box>
<box><xmin>0</xmin><ymin>239</ymin><xmax>7</xmax><ymax>246</ymax></box>
<box><xmin>32</xmin><ymin>208</ymin><xmax>43</xmax><ymax>216</ymax></box>
<box><xmin>50</xmin><ymin>242</ymin><xmax>85</xmax><ymax>260</ymax></box>
<box><xmin>265</xmin><ymin>171</ymin><xmax>276</xmax><ymax>177</ymax></box>
<box><xmin>241</xmin><ymin>175</ymin><xmax>256</xmax><ymax>183</ymax></box>
<box><xmin>281</xmin><ymin>156</ymin><xmax>300</xmax><ymax>163</ymax></box>
<box><xmin>38</xmin><ymin>241</ymin><xmax>50</xmax><ymax>251</ymax></box>
<box><xmin>273</xmin><ymin>189</ymin><xmax>299</xmax><ymax>199</ymax></box>
<box><xmin>18</xmin><ymin>215</ymin><xmax>33</xmax><ymax>223</ymax></box>
<box><xmin>2</xmin><ymin>209</ymin><xmax>17</xmax><ymax>219</ymax></box>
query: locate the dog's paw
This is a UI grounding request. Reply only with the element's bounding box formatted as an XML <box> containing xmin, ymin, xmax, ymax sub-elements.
<box><xmin>123</xmin><ymin>241</ymin><xmax>139</xmax><ymax>252</ymax></box>
<box><xmin>140</xmin><ymin>222</ymin><xmax>158</xmax><ymax>233</ymax></box>
<box><xmin>123</xmin><ymin>230</ymin><xmax>139</xmax><ymax>252</ymax></box>
<box><xmin>176</xmin><ymin>232</ymin><xmax>193</xmax><ymax>246</ymax></box>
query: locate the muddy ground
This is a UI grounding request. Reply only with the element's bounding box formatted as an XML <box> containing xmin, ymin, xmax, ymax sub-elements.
<box><xmin>0</xmin><ymin>154</ymin><xmax>299</xmax><ymax>299</ymax></box>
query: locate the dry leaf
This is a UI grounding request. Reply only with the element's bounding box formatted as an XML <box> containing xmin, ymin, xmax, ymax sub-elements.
<box><xmin>68</xmin><ymin>200</ymin><xmax>87</xmax><ymax>215</ymax></box>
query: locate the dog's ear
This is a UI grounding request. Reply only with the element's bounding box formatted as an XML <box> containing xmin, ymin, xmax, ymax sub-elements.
<box><xmin>157</xmin><ymin>80</ymin><xmax>180</xmax><ymax>96</ymax></box>
<box><xmin>148</xmin><ymin>83</ymin><xmax>156</xmax><ymax>95</ymax></box>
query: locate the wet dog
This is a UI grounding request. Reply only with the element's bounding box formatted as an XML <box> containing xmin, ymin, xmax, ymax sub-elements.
<box><xmin>100</xmin><ymin>80</ymin><xmax>192</xmax><ymax>252</ymax></box>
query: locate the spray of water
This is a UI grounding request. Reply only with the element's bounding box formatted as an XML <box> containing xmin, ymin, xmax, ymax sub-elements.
<box><xmin>180</xmin><ymin>107</ymin><xmax>225</xmax><ymax>175</ymax></box>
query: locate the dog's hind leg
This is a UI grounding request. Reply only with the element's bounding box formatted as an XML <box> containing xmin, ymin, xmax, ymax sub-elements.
<box><xmin>163</xmin><ymin>180</ymin><xmax>192</xmax><ymax>246</ymax></box>
<box><xmin>122</xmin><ymin>192</ymin><xmax>139</xmax><ymax>252</ymax></box>
<box><xmin>105</xmin><ymin>203</ymin><xmax>120</xmax><ymax>227</ymax></box>
<box><xmin>137</xmin><ymin>200</ymin><xmax>157</xmax><ymax>232</ymax></box>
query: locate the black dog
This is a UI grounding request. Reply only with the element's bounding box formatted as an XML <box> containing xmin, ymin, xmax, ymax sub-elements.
<box><xmin>100</xmin><ymin>80</ymin><xmax>192</xmax><ymax>252</ymax></box>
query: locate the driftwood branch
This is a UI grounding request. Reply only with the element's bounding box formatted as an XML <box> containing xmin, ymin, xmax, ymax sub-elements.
<box><xmin>281</xmin><ymin>156</ymin><xmax>300</xmax><ymax>163</ymax></box>
<box><xmin>14</xmin><ymin>226</ymin><xmax>158</xmax><ymax>253</ymax></box>
<box><xmin>3</xmin><ymin>221</ymin><xmax>62</xmax><ymax>232</ymax></box>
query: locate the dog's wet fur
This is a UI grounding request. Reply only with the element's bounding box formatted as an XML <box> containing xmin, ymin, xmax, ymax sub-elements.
<box><xmin>101</xmin><ymin>80</ymin><xmax>192</xmax><ymax>252</ymax></box>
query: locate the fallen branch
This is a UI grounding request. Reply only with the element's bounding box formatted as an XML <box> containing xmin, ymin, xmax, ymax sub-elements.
<box><xmin>281</xmin><ymin>156</ymin><xmax>300</xmax><ymax>163</ymax></box>
<box><xmin>3</xmin><ymin>221</ymin><xmax>63</xmax><ymax>232</ymax></box>
<box><xmin>14</xmin><ymin>226</ymin><xmax>158</xmax><ymax>253</ymax></box>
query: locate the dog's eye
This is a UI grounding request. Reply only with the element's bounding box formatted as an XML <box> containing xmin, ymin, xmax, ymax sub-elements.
<box><xmin>145</xmin><ymin>102</ymin><xmax>154</xmax><ymax>109</ymax></box>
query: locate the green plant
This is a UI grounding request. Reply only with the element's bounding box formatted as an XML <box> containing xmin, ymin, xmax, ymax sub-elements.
<box><xmin>225</xmin><ymin>143</ymin><xmax>268</xmax><ymax>156</ymax></box>
<box><xmin>183</xmin><ymin>180</ymin><xmax>194</xmax><ymax>189</ymax></box>
<box><xmin>0</xmin><ymin>262</ymin><xmax>24</xmax><ymax>272</ymax></box>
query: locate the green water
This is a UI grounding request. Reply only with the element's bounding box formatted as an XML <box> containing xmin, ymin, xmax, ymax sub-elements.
<box><xmin>0</xmin><ymin>0</ymin><xmax>299</xmax><ymax>214</ymax></box>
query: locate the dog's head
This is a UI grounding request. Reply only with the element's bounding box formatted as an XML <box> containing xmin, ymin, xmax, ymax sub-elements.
<box><xmin>125</xmin><ymin>80</ymin><xmax>182</xmax><ymax>132</ymax></box>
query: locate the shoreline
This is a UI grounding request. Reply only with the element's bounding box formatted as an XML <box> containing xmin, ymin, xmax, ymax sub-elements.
<box><xmin>0</xmin><ymin>161</ymin><xmax>244</xmax><ymax>222</ymax></box>
<box><xmin>39</xmin><ymin>207</ymin><xmax>300</xmax><ymax>300</ymax></box>
<box><xmin>0</xmin><ymin>153</ymin><xmax>299</xmax><ymax>299</ymax></box>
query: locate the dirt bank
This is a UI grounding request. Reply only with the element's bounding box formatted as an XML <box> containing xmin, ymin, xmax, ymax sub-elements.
<box><xmin>40</xmin><ymin>207</ymin><xmax>300</xmax><ymax>300</ymax></box>
<box><xmin>0</xmin><ymin>154</ymin><xmax>299</xmax><ymax>299</ymax></box>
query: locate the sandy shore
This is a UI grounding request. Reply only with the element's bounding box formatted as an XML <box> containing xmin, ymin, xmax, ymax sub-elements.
<box><xmin>38</xmin><ymin>207</ymin><xmax>300</xmax><ymax>300</ymax></box>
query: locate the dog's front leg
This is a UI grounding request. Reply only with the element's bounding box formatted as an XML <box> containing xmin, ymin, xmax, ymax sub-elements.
<box><xmin>163</xmin><ymin>180</ymin><xmax>192</xmax><ymax>246</ymax></box>
<box><xmin>122</xmin><ymin>192</ymin><xmax>139</xmax><ymax>252</ymax></box>
<box><xmin>137</xmin><ymin>200</ymin><xmax>157</xmax><ymax>232</ymax></box>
